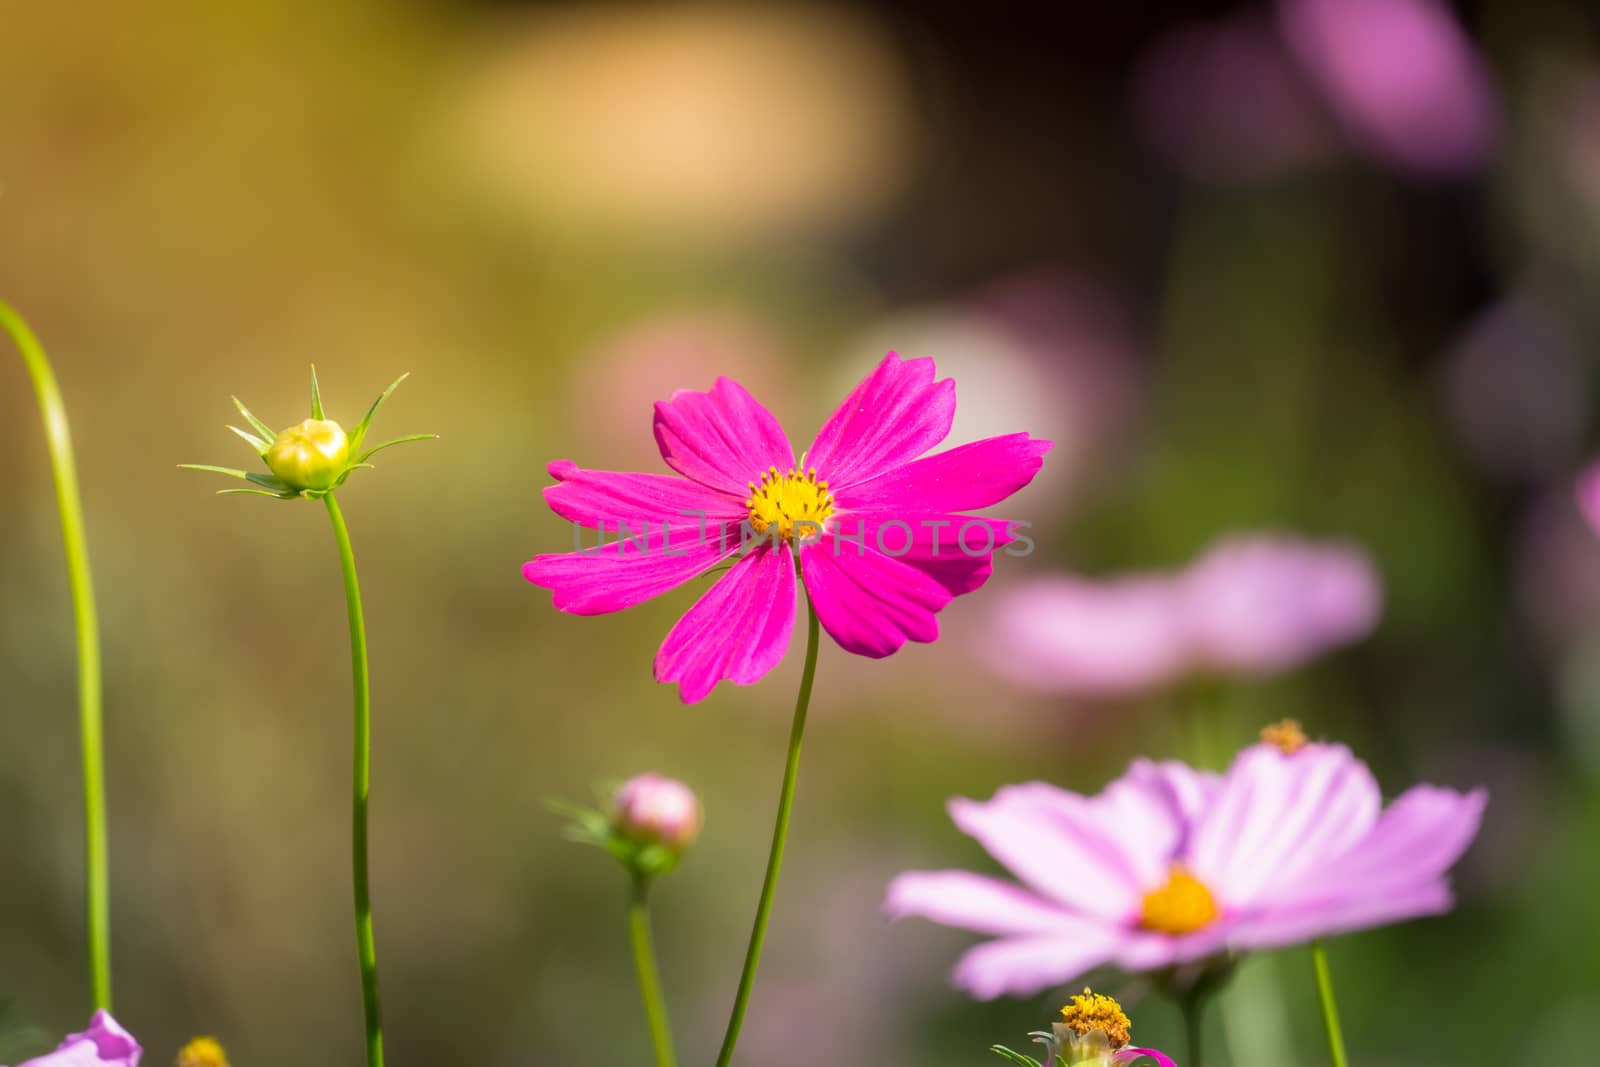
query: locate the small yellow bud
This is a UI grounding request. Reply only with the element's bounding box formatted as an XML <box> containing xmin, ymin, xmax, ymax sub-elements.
<box><xmin>266</xmin><ymin>418</ymin><xmax>349</xmax><ymax>491</ymax></box>
<box><xmin>177</xmin><ymin>1036</ymin><xmax>230</xmax><ymax>1067</ymax></box>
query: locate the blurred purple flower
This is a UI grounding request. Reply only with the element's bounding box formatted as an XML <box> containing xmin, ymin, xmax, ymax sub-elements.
<box><xmin>1279</xmin><ymin>0</ymin><xmax>1498</xmax><ymax>174</ymax></box>
<box><xmin>985</xmin><ymin>534</ymin><xmax>1381</xmax><ymax>698</ymax></box>
<box><xmin>1131</xmin><ymin>14</ymin><xmax>1337</xmax><ymax>183</ymax></box>
<box><xmin>887</xmin><ymin>738</ymin><xmax>1486</xmax><ymax>999</ymax></box>
<box><xmin>1578</xmin><ymin>463</ymin><xmax>1600</xmax><ymax>541</ymax></box>
<box><xmin>13</xmin><ymin>1013</ymin><xmax>140</xmax><ymax>1067</ymax></box>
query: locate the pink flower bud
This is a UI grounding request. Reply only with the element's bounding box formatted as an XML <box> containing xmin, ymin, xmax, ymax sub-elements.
<box><xmin>613</xmin><ymin>773</ymin><xmax>702</xmax><ymax>850</ymax></box>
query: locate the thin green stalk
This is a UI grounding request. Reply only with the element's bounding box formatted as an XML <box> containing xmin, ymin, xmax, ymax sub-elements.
<box><xmin>1181</xmin><ymin>988</ymin><xmax>1205</xmax><ymax>1067</ymax></box>
<box><xmin>1310</xmin><ymin>941</ymin><xmax>1349</xmax><ymax>1067</ymax></box>
<box><xmin>629</xmin><ymin>879</ymin><xmax>678</xmax><ymax>1067</ymax></box>
<box><xmin>713</xmin><ymin>594</ymin><xmax>821</xmax><ymax>1067</ymax></box>
<box><xmin>3</xmin><ymin>301</ymin><xmax>111</xmax><ymax>1010</ymax></box>
<box><xmin>324</xmin><ymin>493</ymin><xmax>384</xmax><ymax>1067</ymax></box>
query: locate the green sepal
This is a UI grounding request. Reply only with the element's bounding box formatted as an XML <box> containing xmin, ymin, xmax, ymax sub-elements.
<box><xmin>349</xmin><ymin>372</ymin><xmax>411</xmax><ymax>454</ymax></box>
<box><xmin>177</xmin><ymin>463</ymin><xmax>253</xmax><ymax>479</ymax></box>
<box><xmin>245</xmin><ymin>472</ymin><xmax>289</xmax><ymax>491</ymax></box>
<box><xmin>231</xmin><ymin>396</ymin><xmax>277</xmax><ymax>442</ymax></box>
<box><xmin>309</xmin><ymin>364</ymin><xmax>325</xmax><ymax>420</ymax></box>
<box><xmin>228</xmin><ymin>424</ymin><xmax>270</xmax><ymax>454</ymax></box>
<box><xmin>991</xmin><ymin>1046</ymin><xmax>1045</xmax><ymax>1067</ymax></box>
<box><xmin>356</xmin><ymin>433</ymin><xmax>438</xmax><ymax>465</ymax></box>
<box><xmin>217</xmin><ymin>487</ymin><xmax>296</xmax><ymax>498</ymax></box>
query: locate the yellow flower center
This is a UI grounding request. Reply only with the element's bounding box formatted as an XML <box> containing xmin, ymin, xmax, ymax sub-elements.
<box><xmin>1260</xmin><ymin>718</ymin><xmax>1309</xmax><ymax>755</ymax></box>
<box><xmin>1059</xmin><ymin>988</ymin><xmax>1131</xmax><ymax>1049</ymax></box>
<box><xmin>1140</xmin><ymin>865</ymin><xmax>1220</xmax><ymax>936</ymax></box>
<box><xmin>746</xmin><ymin>466</ymin><xmax>834</xmax><ymax>544</ymax></box>
<box><xmin>177</xmin><ymin>1036</ymin><xmax>230</xmax><ymax>1067</ymax></box>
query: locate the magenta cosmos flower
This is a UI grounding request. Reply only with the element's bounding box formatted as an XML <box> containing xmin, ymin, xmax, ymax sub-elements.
<box><xmin>886</xmin><ymin>727</ymin><xmax>1486</xmax><ymax>999</ymax></box>
<box><xmin>986</xmin><ymin>534</ymin><xmax>1380</xmax><ymax>698</ymax></box>
<box><xmin>12</xmin><ymin>1013</ymin><xmax>140</xmax><ymax>1067</ymax></box>
<box><xmin>523</xmin><ymin>353</ymin><xmax>1052</xmax><ymax>702</ymax></box>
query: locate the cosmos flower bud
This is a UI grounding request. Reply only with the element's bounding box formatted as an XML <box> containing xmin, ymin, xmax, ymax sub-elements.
<box><xmin>613</xmin><ymin>772</ymin><xmax>702</xmax><ymax>851</ymax></box>
<box><xmin>990</xmin><ymin>990</ymin><xmax>1175</xmax><ymax>1067</ymax></box>
<box><xmin>266</xmin><ymin>418</ymin><xmax>350</xmax><ymax>492</ymax></box>
<box><xmin>176</xmin><ymin>1036</ymin><xmax>231</xmax><ymax>1067</ymax></box>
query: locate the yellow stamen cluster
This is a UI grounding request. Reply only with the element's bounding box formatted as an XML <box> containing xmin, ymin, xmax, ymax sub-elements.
<box><xmin>1260</xmin><ymin>718</ymin><xmax>1309</xmax><ymax>755</ymax></box>
<box><xmin>746</xmin><ymin>465</ymin><xmax>834</xmax><ymax>544</ymax></box>
<box><xmin>1059</xmin><ymin>988</ymin><xmax>1131</xmax><ymax>1049</ymax></box>
<box><xmin>176</xmin><ymin>1036</ymin><xmax>230</xmax><ymax>1067</ymax></box>
<box><xmin>1140</xmin><ymin>864</ymin><xmax>1220</xmax><ymax>936</ymax></box>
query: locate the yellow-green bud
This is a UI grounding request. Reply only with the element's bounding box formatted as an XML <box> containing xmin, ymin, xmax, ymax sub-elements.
<box><xmin>266</xmin><ymin>418</ymin><xmax>349</xmax><ymax>491</ymax></box>
<box><xmin>177</xmin><ymin>1036</ymin><xmax>230</xmax><ymax>1067</ymax></box>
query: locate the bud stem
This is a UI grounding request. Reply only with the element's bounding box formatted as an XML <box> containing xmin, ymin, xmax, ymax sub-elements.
<box><xmin>3</xmin><ymin>301</ymin><xmax>112</xmax><ymax>1012</ymax></box>
<box><xmin>1310</xmin><ymin>940</ymin><xmax>1349</xmax><ymax>1067</ymax></box>
<box><xmin>324</xmin><ymin>493</ymin><xmax>385</xmax><ymax>1067</ymax></box>
<box><xmin>713</xmin><ymin>587</ymin><xmax>821</xmax><ymax>1067</ymax></box>
<box><xmin>629</xmin><ymin>879</ymin><xmax>678</xmax><ymax>1067</ymax></box>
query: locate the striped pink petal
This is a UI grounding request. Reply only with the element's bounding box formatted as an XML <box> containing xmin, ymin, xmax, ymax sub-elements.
<box><xmin>542</xmin><ymin>459</ymin><xmax>744</xmax><ymax>528</ymax></box>
<box><xmin>806</xmin><ymin>352</ymin><xmax>956</xmax><ymax>489</ymax></box>
<box><xmin>799</xmin><ymin>538</ymin><xmax>951</xmax><ymax>657</ymax></box>
<box><xmin>522</xmin><ymin>524</ymin><xmax>737</xmax><ymax>615</ymax></box>
<box><xmin>950</xmin><ymin>931</ymin><xmax>1121</xmax><ymax>1001</ymax></box>
<box><xmin>885</xmin><ymin>871</ymin><xmax>1083</xmax><ymax>936</ymax></box>
<box><xmin>653</xmin><ymin>545</ymin><xmax>796</xmax><ymax>703</ymax></box>
<box><xmin>831</xmin><ymin>433</ymin><xmax>1053</xmax><ymax>513</ymax></box>
<box><xmin>653</xmin><ymin>376</ymin><xmax>794</xmax><ymax>496</ymax></box>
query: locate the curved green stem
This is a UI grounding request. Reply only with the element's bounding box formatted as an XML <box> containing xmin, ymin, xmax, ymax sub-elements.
<box><xmin>2</xmin><ymin>301</ymin><xmax>111</xmax><ymax>1011</ymax></box>
<box><xmin>629</xmin><ymin>880</ymin><xmax>678</xmax><ymax>1067</ymax></box>
<box><xmin>713</xmin><ymin>594</ymin><xmax>820</xmax><ymax>1067</ymax></box>
<box><xmin>1311</xmin><ymin>941</ymin><xmax>1349</xmax><ymax>1067</ymax></box>
<box><xmin>1181</xmin><ymin>987</ymin><xmax>1206</xmax><ymax>1067</ymax></box>
<box><xmin>324</xmin><ymin>493</ymin><xmax>384</xmax><ymax>1067</ymax></box>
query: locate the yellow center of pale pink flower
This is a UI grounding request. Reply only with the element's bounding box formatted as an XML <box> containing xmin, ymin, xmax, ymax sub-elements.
<box><xmin>1139</xmin><ymin>864</ymin><xmax>1219</xmax><ymax>936</ymax></box>
<box><xmin>1260</xmin><ymin>718</ymin><xmax>1309</xmax><ymax>754</ymax></box>
<box><xmin>746</xmin><ymin>466</ymin><xmax>834</xmax><ymax>544</ymax></box>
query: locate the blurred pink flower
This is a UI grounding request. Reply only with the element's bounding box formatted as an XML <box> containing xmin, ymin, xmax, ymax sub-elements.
<box><xmin>1279</xmin><ymin>0</ymin><xmax>1498</xmax><ymax>174</ymax></box>
<box><xmin>1131</xmin><ymin>14</ymin><xmax>1337</xmax><ymax>183</ymax></box>
<box><xmin>1577</xmin><ymin>463</ymin><xmax>1600</xmax><ymax>540</ymax></box>
<box><xmin>614</xmin><ymin>772</ymin><xmax>702</xmax><ymax>848</ymax></box>
<box><xmin>13</xmin><ymin>1013</ymin><xmax>140</xmax><ymax>1067</ymax></box>
<box><xmin>886</xmin><ymin>739</ymin><xmax>1486</xmax><ymax>999</ymax></box>
<box><xmin>524</xmin><ymin>352</ymin><xmax>1051</xmax><ymax>702</ymax></box>
<box><xmin>985</xmin><ymin>534</ymin><xmax>1381</xmax><ymax>697</ymax></box>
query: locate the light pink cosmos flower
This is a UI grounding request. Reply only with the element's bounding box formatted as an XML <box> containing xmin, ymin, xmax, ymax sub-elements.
<box><xmin>986</xmin><ymin>534</ymin><xmax>1380</xmax><ymax>698</ymax></box>
<box><xmin>12</xmin><ymin>1013</ymin><xmax>140</xmax><ymax>1067</ymax></box>
<box><xmin>523</xmin><ymin>352</ymin><xmax>1051</xmax><ymax>702</ymax></box>
<box><xmin>886</xmin><ymin>736</ymin><xmax>1486</xmax><ymax>999</ymax></box>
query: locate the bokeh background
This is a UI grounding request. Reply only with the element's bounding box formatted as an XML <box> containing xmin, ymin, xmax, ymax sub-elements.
<box><xmin>2</xmin><ymin>1</ymin><xmax>1598</xmax><ymax>1064</ymax></box>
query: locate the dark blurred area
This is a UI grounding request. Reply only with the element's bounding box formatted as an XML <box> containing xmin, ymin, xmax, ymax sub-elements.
<box><xmin>4</xmin><ymin>1</ymin><xmax>1599</xmax><ymax>1064</ymax></box>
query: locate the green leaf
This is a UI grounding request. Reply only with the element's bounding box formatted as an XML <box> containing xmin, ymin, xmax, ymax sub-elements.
<box><xmin>178</xmin><ymin>463</ymin><xmax>252</xmax><ymax>480</ymax></box>
<box><xmin>309</xmin><ymin>364</ymin><xmax>325</xmax><ymax>420</ymax></box>
<box><xmin>231</xmin><ymin>396</ymin><xmax>278</xmax><ymax>442</ymax></box>
<box><xmin>228</xmin><ymin>424</ymin><xmax>270</xmax><ymax>454</ymax></box>
<box><xmin>245</xmin><ymin>472</ymin><xmax>289</xmax><ymax>490</ymax></box>
<box><xmin>990</xmin><ymin>1046</ymin><xmax>1044</xmax><ymax>1067</ymax></box>
<box><xmin>349</xmin><ymin>372</ymin><xmax>411</xmax><ymax>452</ymax></box>
<box><xmin>216</xmin><ymin>487</ymin><xmax>295</xmax><ymax>499</ymax></box>
<box><xmin>355</xmin><ymin>433</ymin><xmax>438</xmax><ymax>465</ymax></box>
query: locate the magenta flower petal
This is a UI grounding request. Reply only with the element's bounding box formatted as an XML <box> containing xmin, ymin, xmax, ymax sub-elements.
<box><xmin>1114</xmin><ymin>1047</ymin><xmax>1178</xmax><ymax>1067</ymax></box>
<box><xmin>652</xmin><ymin>377</ymin><xmax>795</xmax><ymax>495</ymax></box>
<box><xmin>948</xmin><ymin>784</ymin><xmax>1146</xmax><ymax>921</ymax></box>
<box><xmin>16</xmin><ymin>1012</ymin><xmax>141</xmax><ymax>1067</ymax></box>
<box><xmin>654</xmin><ymin>545</ymin><xmax>797</xmax><ymax>703</ymax></box>
<box><xmin>831</xmin><ymin>513</ymin><xmax>1012</xmax><ymax>596</ymax></box>
<box><xmin>523</xmin><ymin>525</ymin><xmax>736</xmax><ymax>614</ymax></box>
<box><xmin>800</xmin><ymin>539</ymin><xmax>951</xmax><ymax>657</ymax></box>
<box><xmin>1190</xmin><ymin>743</ymin><xmax>1381</xmax><ymax>906</ymax></box>
<box><xmin>542</xmin><ymin>459</ymin><xmax>744</xmax><ymax>527</ymax></box>
<box><xmin>885</xmin><ymin>870</ymin><xmax>1088</xmax><ymax>936</ymax></box>
<box><xmin>806</xmin><ymin>351</ymin><xmax>957</xmax><ymax>489</ymax></box>
<box><xmin>950</xmin><ymin>932</ymin><xmax>1120</xmax><ymax>1001</ymax></box>
<box><xmin>831</xmin><ymin>433</ymin><xmax>1053</xmax><ymax>513</ymax></box>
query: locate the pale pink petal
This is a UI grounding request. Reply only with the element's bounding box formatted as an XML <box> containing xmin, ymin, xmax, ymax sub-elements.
<box><xmin>806</xmin><ymin>352</ymin><xmax>956</xmax><ymax>489</ymax></box>
<box><xmin>18</xmin><ymin>1012</ymin><xmax>141</xmax><ymax>1067</ymax></box>
<box><xmin>949</xmin><ymin>931</ymin><xmax>1121</xmax><ymax>1000</ymax></box>
<box><xmin>830</xmin><ymin>433</ymin><xmax>1053</xmax><ymax>513</ymax></box>
<box><xmin>541</xmin><ymin>460</ymin><xmax>745</xmax><ymax>528</ymax></box>
<box><xmin>654</xmin><ymin>545</ymin><xmax>796</xmax><ymax>703</ymax></box>
<box><xmin>884</xmin><ymin>871</ymin><xmax>1082</xmax><ymax>936</ymax></box>
<box><xmin>1124</xmin><ymin>758</ymin><xmax>1224</xmax><ymax>835</ymax></box>
<box><xmin>828</xmin><ymin>514</ymin><xmax>1014</xmax><ymax>596</ymax></box>
<box><xmin>947</xmin><ymin>783</ymin><xmax>1147</xmax><ymax>921</ymax></box>
<box><xmin>982</xmin><ymin>575</ymin><xmax>1190</xmax><ymax>697</ymax></box>
<box><xmin>1228</xmin><ymin>880</ymin><xmax>1455</xmax><ymax>949</ymax></box>
<box><xmin>1112</xmin><ymin>922</ymin><xmax>1234</xmax><ymax>972</ymax></box>
<box><xmin>652</xmin><ymin>377</ymin><xmax>794</xmax><ymax>495</ymax></box>
<box><xmin>522</xmin><ymin>525</ymin><xmax>737</xmax><ymax>615</ymax></box>
<box><xmin>800</xmin><ymin>538</ymin><xmax>952</xmax><ymax>658</ymax></box>
<box><xmin>1274</xmin><ymin>784</ymin><xmax>1487</xmax><ymax>904</ymax></box>
<box><xmin>1189</xmin><ymin>743</ymin><xmax>1381</xmax><ymax>907</ymax></box>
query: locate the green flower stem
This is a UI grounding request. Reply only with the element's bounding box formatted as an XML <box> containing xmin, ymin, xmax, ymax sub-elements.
<box><xmin>1180</xmin><ymin>986</ymin><xmax>1206</xmax><ymax>1067</ymax></box>
<box><xmin>713</xmin><ymin>593</ymin><xmax>821</xmax><ymax>1067</ymax></box>
<box><xmin>629</xmin><ymin>879</ymin><xmax>678</xmax><ymax>1067</ymax></box>
<box><xmin>324</xmin><ymin>493</ymin><xmax>385</xmax><ymax>1067</ymax></box>
<box><xmin>1311</xmin><ymin>941</ymin><xmax>1350</xmax><ymax>1067</ymax></box>
<box><xmin>2</xmin><ymin>301</ymin><xmax>112</xmax><ymax>1011</ymax></box>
